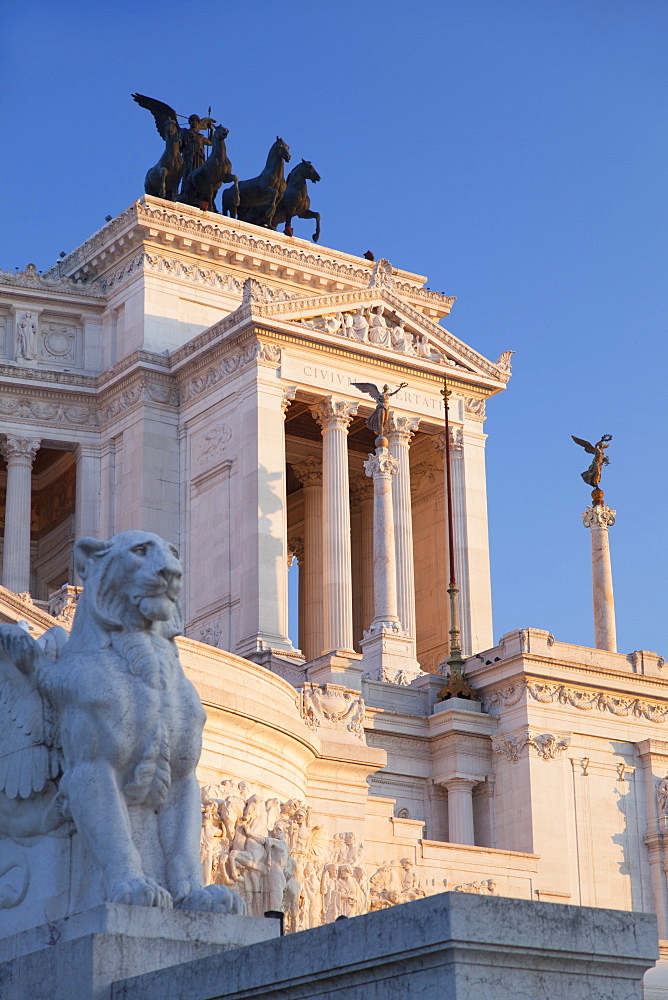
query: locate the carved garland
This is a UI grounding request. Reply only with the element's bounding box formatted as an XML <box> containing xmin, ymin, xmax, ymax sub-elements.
<box><xmin>483</xmin><ymin>678</ymin><xmax>668</xmax><ymax>725</ymax></box>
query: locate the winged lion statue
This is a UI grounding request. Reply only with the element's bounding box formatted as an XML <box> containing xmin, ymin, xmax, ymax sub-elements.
<box><xmin>0</xmin><ymin>530</ymin><xmax>244</xmax><ymax>919</ymax></box>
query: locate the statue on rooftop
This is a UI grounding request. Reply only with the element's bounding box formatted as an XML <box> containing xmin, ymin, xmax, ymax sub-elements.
<box><xmin>352</xmin><ymin>381</ymin><xmax>408</xmax><ymax>444</ymax></box>
<box><xmin>132</xmin><ymin>94</ymin><xmax>217</xmax><ymax>192</ymax></box>
<box><xmin>572</xmin><ymin>434</ymin><xmax>613</xmax><ymax>489</ymax></box>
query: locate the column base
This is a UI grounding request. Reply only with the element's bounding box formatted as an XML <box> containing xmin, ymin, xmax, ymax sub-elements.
<box><xmin>306</xmin><ymin>650</ymin><xmax>363</xmax><ymax>689</ymax></box>
<box><xmin>360</xmin><ymin>626</ymin><xmax>423</xmax><ymax>685</ymax></box>
<box><xmin>235</xmin><ymin>632</ymin><xmax>302</xmax><ymax>660</ymax></box>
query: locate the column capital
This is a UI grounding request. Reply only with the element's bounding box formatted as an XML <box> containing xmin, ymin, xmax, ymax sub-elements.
<box><xmin>310</xmin><ymin>396</ymin><xmax>358</xmax><ymax>432</ymax></box>
<box><xmin>387</xmin><ymin>415</ymin><xmax>420</xmax><ymax>446</ymax></box>
<box><xmin>433</xmin><ymin>427</ymin><xmax>464</xmax><ymax>456</ymax></box>
<box><xmin>441</xmin><ymin>776</ymin><xmax>480</xmax><ymax>794</ymax></box>
<box><xmin>364</xmin><ymin>448</ymin><xmax>399</xmax><ymax>480</ymax></box>
<box><xmin>293</xmin><ymin>456</ymin><xmax>322</xmax><ymax>488</ymax></box>
<box><xmin>1</xmin><ymin>436</ymin><xmax>41</xmax><ymax>466</ymax></box>
<box><xmin>582</xmin><ymin>504</ymin><xmax>616</xmax><ymax>529</ymax></box>
<box><xmin>350</xmin><ymin>474</ymin><xmax>375</xmax><ymax>509</ymax></box>
<box><xmin>281</xmin><ymin>385</ymin><xmax>297</xmax><ymax>416</ymax></box>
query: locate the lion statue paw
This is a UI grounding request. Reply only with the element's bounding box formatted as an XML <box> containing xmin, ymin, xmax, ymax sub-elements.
<box><xmin>110</xmin><ymin>876</ymin><xmax>173</xmax><ymax>908</ymax></box>
<box><xmin>178</xmin><ymin>884</ymin><xmax>247</xmax><ymax>915</ymax></box>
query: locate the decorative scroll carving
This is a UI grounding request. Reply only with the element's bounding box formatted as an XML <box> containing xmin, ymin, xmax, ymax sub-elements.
<box><xmin>464</xmin><ymin>396</ymin><xmax>486</xmax><ymax>419</ymax></box>
<box><xmin>47</xmin><ymin>585</ymin><xmax>82</xmax><ymax>626</ymax></box>
<box><xmin>582</xmin><ymin>504</ymin><xmax>616</xmax><ymax>529</ymax></box>
<box><xmin>495</xmin><ymin>351</ymin><xmax>514</xmax><ymax>375</ymax></box>
<box><xmin>0</xmin><ymin>265</ymin><xmax>103</xmax><ymax>297</ymax></box>
<box><xmin>297</xmin><ymin>683</ymin><xmax>366</xmax><ymax>741</ymax></box>
<box><xmin>0</xmin><ymin>395</ymin><xmax>98</xmax><ymax>427</ymax></box>
<box><xmin>181</xmin><ymin>342</ymin><xmax>281</xmax><ymax>403</ymax></box>
<box><xmin>493</xmin><ymin>731</ymin><xmax>571</xmax><ymax>762</ymax></box>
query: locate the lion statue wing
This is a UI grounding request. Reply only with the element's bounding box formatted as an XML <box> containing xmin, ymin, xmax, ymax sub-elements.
<box><xmin>0</xmin><ymin>624</ymin><xmax>65</xmax><ymax>801</ymax></box>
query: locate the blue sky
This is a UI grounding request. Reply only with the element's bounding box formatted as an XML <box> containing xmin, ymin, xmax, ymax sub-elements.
<box><xmin>1</xmin><ymin>1</ymin><xmax>666</xmax><ymax>655</ymax></box>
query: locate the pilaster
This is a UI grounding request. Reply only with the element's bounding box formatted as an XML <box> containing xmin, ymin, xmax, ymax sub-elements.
<box><xmin>293</xmin><ymin>457</ymin><xmax>324</xmax><ymax>663</ymax></box>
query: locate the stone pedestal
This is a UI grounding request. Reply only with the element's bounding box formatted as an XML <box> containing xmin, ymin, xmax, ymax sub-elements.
<box><xmin>582</xmin><ymin>503</ymin><xmax>617</xmax><ymax>652</ymax></box>
<box><xmin>0</xmin><ymin>904</ymin><xmax>280</xmax><ymax>1000</ymax></box>
<box><xmin>0</xmin><ymin>436</ymin><xmax>40</xmax><ymax>594</ymax></box>
<box><xmin>109</xmin><ymin>893</ymin><xmax>658</xmax><ymax>1000</ymax></box>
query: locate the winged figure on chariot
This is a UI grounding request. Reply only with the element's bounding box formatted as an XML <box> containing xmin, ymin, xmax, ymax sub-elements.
<box><xmin>132</xmin><ymin>93</ymin><xmax>216</xmax><ymax>182</ymax></box>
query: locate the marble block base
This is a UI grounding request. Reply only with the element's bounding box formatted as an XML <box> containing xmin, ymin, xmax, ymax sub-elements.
<box><xmin>0</xmin><ymin>903</ymin><xmax>280</xmax><ymax>1000</ymax></box>
<box><xmin>113</xmin><ymin>892</ymin><xmax>659</xmax><ymax>1000</ymax></box>
<box><xmin>360</xmin><ymin>626</ymin><xmax>422</xmax><ymax>683</ymax></box>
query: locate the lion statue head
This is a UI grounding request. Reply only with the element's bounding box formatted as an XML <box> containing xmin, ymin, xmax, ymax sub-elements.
<box><xmin>71</xmin><ymin>530</ymin><xmax>184</xmax><ymax>642</ymax></box>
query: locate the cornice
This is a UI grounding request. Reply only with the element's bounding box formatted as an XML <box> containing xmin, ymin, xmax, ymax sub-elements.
<box><xmin>47</xmin><ymin>198</ymin><xmax>454</xmax><ymax>314</ymax></box>
<box><xmin>0</xmin><ymin>263</ymin><xmax>105</xmax><ymax>299</ymax></box>
<box><xmin>482</xmin><ymin>674</ymin><xmax>668</xmax><ymax>726</ymax></box>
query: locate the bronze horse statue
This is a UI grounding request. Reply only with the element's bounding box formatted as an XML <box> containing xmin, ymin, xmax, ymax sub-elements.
<box><xmin>179</xmin><ymin>125</ymin><xmax>239</xmax><ymax>214</ymax></box>
<box><xmin>271</xmin><ymin>160</ymin><xmax>321</xmax><ymax>242</ymax></box>
<box><xmin>223</xmin><ymin>136</ymin><xmax>291</xmax><ymax>225</ymax></box>
<box><xmin>144</xmin><ymin>119</ymin><xmax>184</xmax><ymax>201</ymax></box>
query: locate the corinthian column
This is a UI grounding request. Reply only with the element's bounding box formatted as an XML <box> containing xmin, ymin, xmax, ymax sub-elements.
<box><xmin>1</xmin><ymin>436</ymin><xmax>40</xmax><ymax>593</ymax></box>
<box><xmin>582</xmin><ymin>503</ymin><xmax>617</xmax><ymax>652</ymax></box>
<box><xmin>387</xmin><ymin>415</ymin><xmax>420</xmax><ymax>641</ymax></box>
<box><xmin>363</xmin><ymin>447</ymin><xmax>400</xmax><ymax>630</ymax></box>
<box><xmin>293</xmin><ymin>457</ymin><xmax>324</xmax><ymax>661</ymax></box>
<box><xmin>311</xmin><ymin>397</ymin><xmax>358</xmax><ymax>654</ymax></box>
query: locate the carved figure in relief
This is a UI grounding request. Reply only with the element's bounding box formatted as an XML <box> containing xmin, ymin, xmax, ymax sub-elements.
<box><xmin>571</xmin><ymin>434</ymin><xmax>613</xmax><ymax>490</ymax></box>
<box><xmin>399</xmin><ymin>858</ymin><xmax>425</xmax><ymax>900</ymax></box>
<box><xmin>390</xmin><ymin>319</ymin><xmax>415</xmax><ymax>354</ymax></box>
<box><xmin>351</xmin><ymin>307</ymin><xmax>369</xmax><ymax>342</ymax></box>
<box><xmin>657</xmin><ymin>776</ymin><xmax>668</xmax><ymax>817</ymax></box>
<box><xmin>0</xmin><ymin>532</ymin><xmax>244</xmax><ymax>916</ymax></box>
<box><xmin>223</xmin><ymin>136</ymin><xmax>291</xmax><ymax>227</ymax></box>
<box><xmin>16</xmin><ymin>312</ymin><xmax>38</xmax><ymax>361</ymax></box>
<box><xmin>351</xmin><ymin>381</ymin><xmax>409</xmax><ymax>443</ymax></box>
<box><xmin>368</xmin><ymin>306</ymin><xmax>391</xmax><ymax>347</ymax></box>
<box><xmin>270</xmin><ymin>159</ymin><xmax>321</xmax><ymax>242</ymax></box>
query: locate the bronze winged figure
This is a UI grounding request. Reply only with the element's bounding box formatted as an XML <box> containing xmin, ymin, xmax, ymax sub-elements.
<box><xmin>132</xmin><ymin>94</ymin><xmax>217</xmax><ymax>190</ymax></box>
<box><xmin>352</xmin><ymin>381</ymin><xmax>408</xmax><ymax>442</ymax></box>
<box><xmin>571</xmin><ymin>433</ymin><xmax>613</xmax><ymax>488</ymax></box>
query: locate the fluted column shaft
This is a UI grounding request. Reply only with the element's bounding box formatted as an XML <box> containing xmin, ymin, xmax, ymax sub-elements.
<box><xmin>388</xmin><ymin>416</ymin><xmax>420</xmax><ymax>639</ymax></box>
<box><xmin>311</xmin><ymin>398</ymin><xmax>358</xmax><ymax>653</ymax></box>
<box><xmin>363</xmin><ymin>447</ymin><xmax>400</xmax><ymax>628</ymax></box>
<box><xmin>582</xmin><ymin>504</ymin><xmax>617</xmax><ymax>652</ymax></box>
<box><xmin>445</xmin><ymin>777</ymin><xmax>477</xmax><ymax>846</ymax></box>
<box><xmin>293</xmin><ymin>457</ymin><xmax>323</xmax><ymax>661</ymax></box>
<box><xmin>1</xmin><ymin>436</ymin><xmax>40</xmax><ymax>593</ymax></box>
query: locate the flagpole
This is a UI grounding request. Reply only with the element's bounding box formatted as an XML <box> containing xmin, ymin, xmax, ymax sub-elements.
<box><xmin>438</xmin><ymin>380</ymin><xmax>476</xmax><ymax>701</ymax></box>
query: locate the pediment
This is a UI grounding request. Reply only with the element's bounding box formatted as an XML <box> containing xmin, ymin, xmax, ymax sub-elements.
<box><xmin>250</xmin><ymin>284</ymin><xmax>509</xmax><ymax>382</ymax></box>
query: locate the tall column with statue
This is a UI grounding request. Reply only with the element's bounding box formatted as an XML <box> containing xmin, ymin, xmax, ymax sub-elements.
<box><xmin>387</xmin><ymin>415</ymin><xmax>420</xmax><ymax>648</ymax></box>
<box><xmin>353</xmin><ymin>383</ymin><xmax>422</xmax><ymax>683</ymax></box>
<box><xmin>573</xmin><ymin>433</ymin><xmax>617</xmax><ymax>652</ymax></box>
